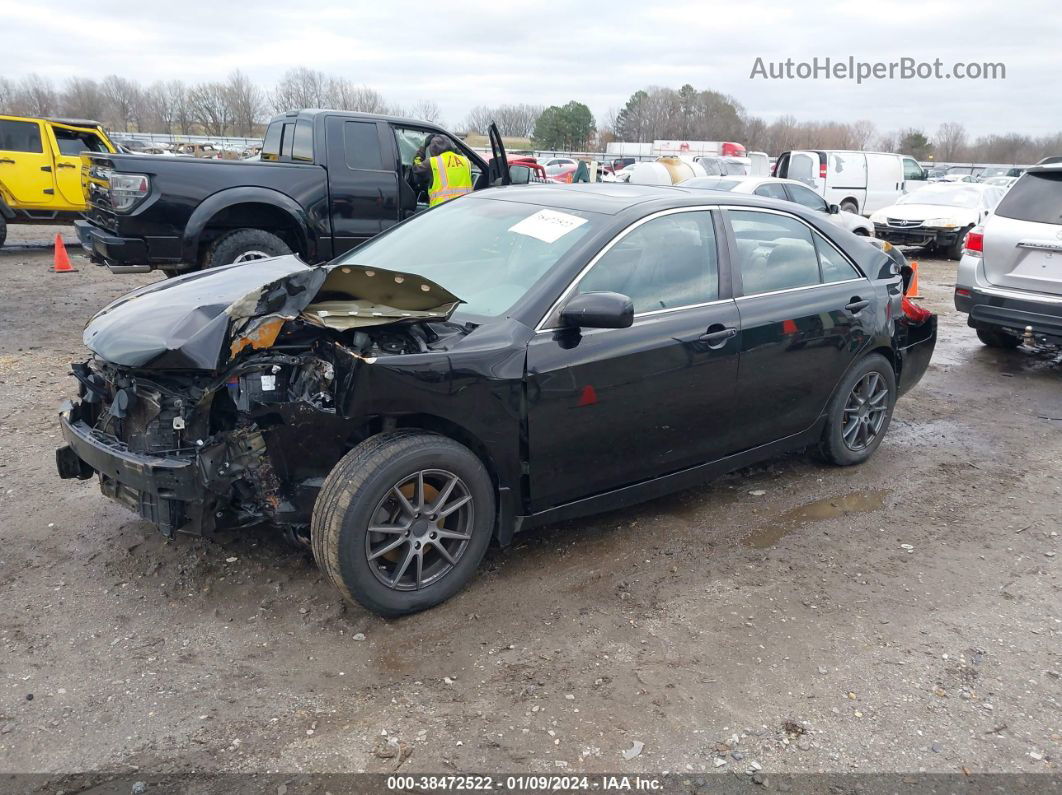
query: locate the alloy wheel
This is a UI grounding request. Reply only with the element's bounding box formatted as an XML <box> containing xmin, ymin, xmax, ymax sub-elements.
<box><xmin>841</xmin><ymin>372</ymin><xmax>890</xmax><ymax>452</ymax></box>
<box><xmin>364</xmin><ymin>469</ymin><xmax>474</xmax><ymax>591</ymax></box>
<box><xmin>231</xmin><ymin>250</ymin><xmax>271</xmax><ymax>263</ymax></box>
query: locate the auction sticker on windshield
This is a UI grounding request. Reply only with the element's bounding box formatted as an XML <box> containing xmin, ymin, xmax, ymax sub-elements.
<box><xmin>509</xmin><ymin>209</ymin><xmax>589</xmax><ymax>243</ymax></box>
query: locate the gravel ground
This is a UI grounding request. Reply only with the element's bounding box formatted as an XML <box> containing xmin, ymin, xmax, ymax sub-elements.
<box><xmin>0</xmin><ymin>225</ymin><xmax>1059</xmax><ymax>779</ymax></box>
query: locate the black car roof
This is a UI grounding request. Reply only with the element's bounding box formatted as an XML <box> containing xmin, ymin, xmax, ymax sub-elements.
<box><xmin>470</xmin><ymin>183</ymin><xmax>823</xmax><ymax>217</ymax></box>
<box><xmin>270</xmin><ymin>108</ymin><xmax>452</xmax><ymax>130</ymax></box>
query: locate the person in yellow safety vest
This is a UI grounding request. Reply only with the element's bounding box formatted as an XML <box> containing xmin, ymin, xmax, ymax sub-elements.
<box><xmin>411</xmin><ymin>135</ymin><xmax>474</xmax><ymax>207</ymax></box>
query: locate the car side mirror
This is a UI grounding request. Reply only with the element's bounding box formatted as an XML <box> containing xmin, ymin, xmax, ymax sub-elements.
<box><xmin>559</xmin><ymin>292</ymin><xmax>634</xmax><ymax>329</ymax></box>
<box><xmin>828</xmin><ymin>203</ymin><xmax>840</xmax><ymax>214</ymax></box>
<box><xmin>509</xmin><ymin>164</ymin><xmax>531</xmax><ymax>185</ymax></box>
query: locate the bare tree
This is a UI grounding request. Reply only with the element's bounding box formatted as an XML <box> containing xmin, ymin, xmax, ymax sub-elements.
<box><xmin>0</xmin><ymin>77</ymin><xmax>14</xmax><ymax>113</ymax></box>
<box><xmin>326</xmin><ymin>79</ymin><xmax>388</xmax><ymax>113</ymax></box>
<box><xmin>225</xmin><ymin>69</ymin><xmax>264</xmax><ymax>136</ymax></box>
<box><xmin>271</xmin><ymin>67</ymin><xmax>328</xmax><ymax>112</ymax></box>
<box><xmin>15</xmin><ymin>74</ymin><xmax>58</xmax><ymax>117</ymax></box>
<box><xmin>61</xmin><ymin>78</ymin><xmax>107</xmax><ymax>121</ymax></box>
<box><xmin>188</xmin><ymin>82</ymin><xmax>231</xmax><ymax>136</ymax></box>
<box><xmin>166</xmin><ymin>81</ymin><xmax>193</xmax><ymax>135</ymax></box>
<box><xmin>408</xmin><ymin>99</ymin><xmax>442</xmax><ymax>124</ymax></box>
<box><xmin>102</xmin><ymin>75</ymin><xmax>142</xmax><ymax>131</ymax></box>
<box><xmin>141</xmin><ymin>81</ymin><xmax>175</xmax><ymax>133</ymax></box>
<box><xmin>876</xmin><ymin>131</ymin><xmax>897</xmax><ymax>153</ymax></box>
<box><xmin>934</xmin><ymin>122</ymin><xmax>967</xmax><ymax>161</ymax></box>
<box><xmin>463</xmin><ymin>106</ymin><xmax>495</xmax><ymax>134</ymax></box>
<box><xmin>491</xmin><ymin>104</ymin><xmax>543</xmax><ymax>138</ymax></box>
<box><xmin>849</xmin><ymin>119</ymin><xmax>876</xmax><ymax>150</ymax></box>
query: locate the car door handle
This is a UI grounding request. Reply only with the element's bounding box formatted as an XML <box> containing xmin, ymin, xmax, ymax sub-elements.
<box><xmin>699</xmin><ymin>325</ymin><xmax>737</xmax><ymax>347</ymax></box>
<box><xmin>56</xmin><ymin>162</ymin><xmax>77</xmax><ymax>169</ymax></box>
<box><xmin>0</xmin><ymin>158</ymin><xmax>15</xmax><ymax>164</ymax></box>
<box><xmin>845</xmin><ymin>298</ymin><xmax>870</xmax><ymax>313</ymax></box>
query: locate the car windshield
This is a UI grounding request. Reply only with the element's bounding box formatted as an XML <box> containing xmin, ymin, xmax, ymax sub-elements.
<box><xmin>336</xmin><ymin>198</ymin><xmax>601</xmax><ymax>318</ymax></box>
<box><xmin>680</xmin><ymin>177</ymin><xmax>742</xmax><ymax>191</ymax></box>
<box><xmin>897</xmin><ymin>185</ymin><xmax>984</xmax><ymax>208</ymax></box>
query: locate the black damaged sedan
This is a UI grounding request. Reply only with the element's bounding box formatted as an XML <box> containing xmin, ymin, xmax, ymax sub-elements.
<box><xmin>57</xmin><ymin>185</ymin><xmax>936</xmax><ymax>616</ymax></box>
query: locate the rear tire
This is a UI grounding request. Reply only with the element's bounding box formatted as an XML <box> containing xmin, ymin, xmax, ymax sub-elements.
<box><xmin>311</xmin><ymin>431</ymin><xmax>495</xmax><ymax>617</ymax></box>
<box><xmin>202</xmin><ymin>228</ymin><xmax>291</xmax><ymax>269</ymax></box>
<box><xmin>840</xmin><ymin>199</ymin><xmax>859</xmax><ymax>214</ymax></box>
<box><xmin>976</xmin><ymin>327</ymin><xmax>1022</xmax><ymax>349</ymax></box>
<box><xmin>817</xmin><ymin>354</ymin><xmax>897</xmax><ymax>466</ymax></box>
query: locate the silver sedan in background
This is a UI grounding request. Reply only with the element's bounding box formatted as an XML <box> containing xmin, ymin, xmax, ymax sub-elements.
<box><xmin>679</xmin><ymin>176</ymin><xmax>875</xmax><ymax>237</ymax></box>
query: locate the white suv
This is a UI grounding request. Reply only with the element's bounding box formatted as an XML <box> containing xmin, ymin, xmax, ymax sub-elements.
<box><xmin>955</xmin><ymin>164</ymin><xmax>1062</xmax><ymax>348</ymax></box>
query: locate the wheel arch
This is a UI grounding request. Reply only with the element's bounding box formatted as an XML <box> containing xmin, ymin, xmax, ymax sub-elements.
<box><xmin>387</xmin><ymin>413</ymin><xmax>514</xmax><ymax>544</ymax></box>
<box><xmin>182</xmin><ymin>188</ymin><xmax>312</xmax><ymax>265</ymax></box>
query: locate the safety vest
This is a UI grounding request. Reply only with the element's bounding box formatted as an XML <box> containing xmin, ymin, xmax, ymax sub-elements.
<box><xmin>428</xmin><ymin>152</ymin><xmax>473</xmax><ymax>207</ymax></box>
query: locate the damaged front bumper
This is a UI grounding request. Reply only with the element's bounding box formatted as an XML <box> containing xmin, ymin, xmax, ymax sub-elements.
<box><xmin>57</xmin><ymin>399</ymin><xmax>209</xmax><ymax>536</ymax></box>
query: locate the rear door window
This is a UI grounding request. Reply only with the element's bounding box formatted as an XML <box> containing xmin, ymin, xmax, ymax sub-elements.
<box><xmin>0</xmin><ymin>119</ymin><xmax>43</xmax><ymax>152</ymax></box>
<box><xmin>753</xmin><ymin>182</ymin><xmax>789</xmax><ymax>200</ymax></box>
<box><xmin>342</xmin><ymin>121</ymin><xmax>384</xmax><ymax>170</ymax></box>
<box><xmin>993</xmin><ymin>172</ymin><xmax>1062</xmax><ymax>225</ymax></box>
<box><xmin>53</xmin><ymin>128</ymin><xmax>108</xmax><ymax>155</ymax></box>
<box><xmin>292</xmin><ymin>119</ymin><xmax>314</xmax><ymax>162</ymax></box>
<box><xmin>729</xmin><ymin>210</ymin><xmax>821</xmax><ymax>295</ymax></box>
<box><xmin>814</xmin><ymin>232</ymin><xmax>861</xmax><ymax>282</ymax></box>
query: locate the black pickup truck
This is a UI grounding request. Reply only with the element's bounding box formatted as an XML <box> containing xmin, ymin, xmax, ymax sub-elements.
<box><xmin>75</xmin><ymin>110</ymin><xmax>517</xmax><ymax>274</ymax></box>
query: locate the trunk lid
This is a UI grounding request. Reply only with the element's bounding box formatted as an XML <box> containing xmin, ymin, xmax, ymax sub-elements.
<box><xmin>983</xmin><ymin>169</ymin><xmax>1062</xmax><ymax>296</ymax></box>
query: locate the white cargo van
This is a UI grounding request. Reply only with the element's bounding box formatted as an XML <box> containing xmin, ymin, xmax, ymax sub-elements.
<box><xmin>774</xmin><ymin>150</ymin><xmax>926</xmax><ymax>215</ymax></box>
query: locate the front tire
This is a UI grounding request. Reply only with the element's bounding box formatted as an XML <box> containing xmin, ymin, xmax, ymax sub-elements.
<box><xmin>818</xmin><ymin>354</ymin><xmax>897</xmax><ymax>466</ymax></box>
<box><xmin>840</xmin><ymin>199</ymin><xmax>859</xmax><ymax>214</ymax></box>
<box><xmin>945</xmin><ymin>227</ymin><xmax>971</xmax><ymax>260</ymax></box>
<box><xmin>311</xmin><ymin>431</ymin><xmax>495</xmax><ymax>617</ymax></box>
<box><xmin>202</xmin><ymin>228</ymin><xmax>291</xmax><ymax>269</ymax></box>
<box><xmin>976</xmin><ymin>327</ymin><xmax>1022</xmax><ymax>349</ymax></box>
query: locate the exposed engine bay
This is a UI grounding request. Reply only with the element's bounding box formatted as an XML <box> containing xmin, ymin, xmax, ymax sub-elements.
<box><xmin>57</xmin><ymin>259</ymin><xmax>471</xmax><ymax>538</ymax></box>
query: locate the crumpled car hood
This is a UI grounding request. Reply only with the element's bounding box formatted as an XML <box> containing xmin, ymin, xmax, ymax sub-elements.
<box><xmin>84</xmin><ymin>255</ymin><xmax>462</xmax><ymax>370</ymax></box>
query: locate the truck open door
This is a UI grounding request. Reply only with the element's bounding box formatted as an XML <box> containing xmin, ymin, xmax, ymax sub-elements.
<box><xmin>488</xmin><ymin>122</ymin><xmax>511</xmax><ymax>186</ymax></box>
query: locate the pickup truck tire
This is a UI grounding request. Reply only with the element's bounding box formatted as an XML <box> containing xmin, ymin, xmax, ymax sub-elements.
<box><xmin>816</xmin><ymin>353</ymin><xmax>896</xmax><ymax>467</ymax></box>
<box><xmin>203</xmin><ymin>228</ymin><xmax>291</xmax><ymax>269</ymax></box>
<box><xmin>311</xmin><ymin>430</ymin><xmax>495</xmax><ymax>617</ymax></box>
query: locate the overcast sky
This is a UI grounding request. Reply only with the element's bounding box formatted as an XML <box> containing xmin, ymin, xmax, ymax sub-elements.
<box><xmin>3</xmin><ymin>0</ymin><xmax>1058</xmax><ymax>138</ymax></box>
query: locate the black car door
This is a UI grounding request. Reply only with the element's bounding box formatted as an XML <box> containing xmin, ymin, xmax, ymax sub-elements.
<box><xmin>324</xmin><ymin>116</ymin><xmax>398</xmax><ymax>255</ymax></box>
<box><xmin>525</xmin><ymin>209</ymin><xmax>743</xmax><ymax>511</ymax></box>
<box><xmin>724</xmin><ymin>207</ymin><xmax>875</xmax><ymax>447</ymax></box>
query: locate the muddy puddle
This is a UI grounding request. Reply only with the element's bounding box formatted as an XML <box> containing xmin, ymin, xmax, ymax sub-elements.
<box><xmin>744</xmin><ymin>489</ymin><xmax>890</xmax><ymax>548</ymax></box>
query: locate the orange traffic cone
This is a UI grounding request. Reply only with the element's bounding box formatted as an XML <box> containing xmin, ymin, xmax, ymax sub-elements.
<box><xmin>907</xmin><ymin>260</ymin><xmax>921</xmax><ymax>299</ymax></box>
<box><xmin>51</xmin><ymin>234</ymin><xmax>78</xmax><ymax>273</ymax></box>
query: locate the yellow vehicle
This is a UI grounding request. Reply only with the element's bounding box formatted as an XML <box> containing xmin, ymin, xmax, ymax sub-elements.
<box><xmin>0</xmin><ymin>115</ymin><xmax>116</xmax><ymax>247</ymax></box>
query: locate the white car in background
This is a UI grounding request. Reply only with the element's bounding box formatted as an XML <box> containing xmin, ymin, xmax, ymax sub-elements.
<box><xmin>982</xmin><ymin>175</ymin><xmax>1018</xmax><ymax>188</ymax></box>
<box><xmin>870</xmin><ymin>182</ymin><xmax>1005</xmax><ymax>259</ymax></box>
<box><xmin>679</xmin><ymin>176</ymin><xmax>875</xmax><ymax>236</ymax></box>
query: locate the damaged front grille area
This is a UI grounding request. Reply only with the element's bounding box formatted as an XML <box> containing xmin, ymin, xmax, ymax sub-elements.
<box><xmin>66</xmin><ymin>261</ymin><xmax>473</xmax><ymax>542</ymax></box>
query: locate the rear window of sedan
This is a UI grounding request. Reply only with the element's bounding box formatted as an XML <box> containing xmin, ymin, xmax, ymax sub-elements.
<box><xmin>680</xmin><ymin>177</ymin><xmax>742</xmax><ymax>191</ymax></box>
<box><xmin>993</xmin><ymin>171</ymin><xmax>1062</xmax><ymax>225</ymax></box>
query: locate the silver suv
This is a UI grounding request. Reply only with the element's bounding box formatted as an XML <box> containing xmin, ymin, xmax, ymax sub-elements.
<box><xmin>955</xmin><ymin>164</ymin><xmax>1062</xmax><ymax>347</ymax></box>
